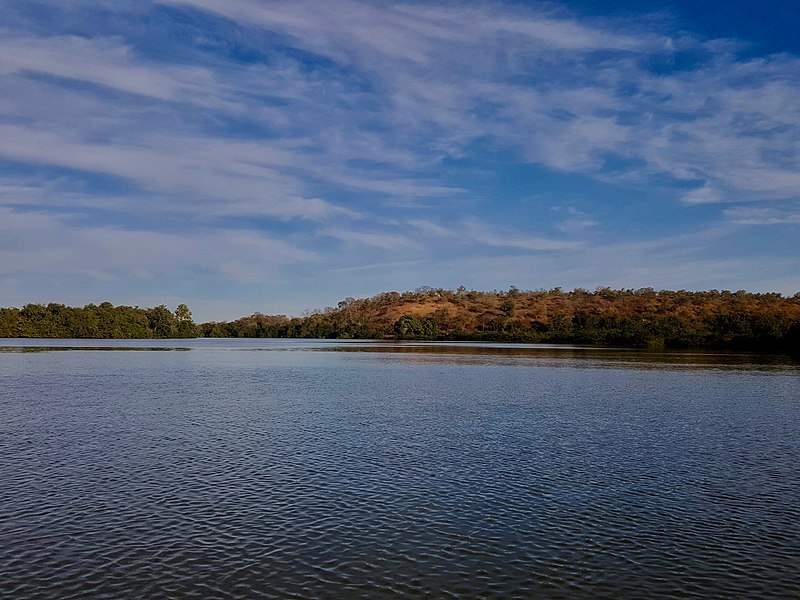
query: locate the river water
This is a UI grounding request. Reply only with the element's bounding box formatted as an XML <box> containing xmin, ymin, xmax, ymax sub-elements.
<box><xmin>1</xmin><ymin>339</ymin><xmax>798</xmax><ymax>598</ymax></box>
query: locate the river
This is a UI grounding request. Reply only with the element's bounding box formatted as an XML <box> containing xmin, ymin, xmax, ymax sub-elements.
<box><xmin>1</xmin><ymin>339</ymin><xmax>798</xmax><ymax>598</ymax></box>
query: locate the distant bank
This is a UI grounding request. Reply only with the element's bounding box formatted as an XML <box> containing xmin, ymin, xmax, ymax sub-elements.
<box><xmin>3</xmin><ymin>287</ymin><xmax>799</xmax><ymax>350</ymax></box>
<box><xmin>0</xmin><ymin>302</ymin><xmax>196</xmax><ymax>340</ymax></box>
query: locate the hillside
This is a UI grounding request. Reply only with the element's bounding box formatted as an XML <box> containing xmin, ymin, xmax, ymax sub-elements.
<box><xmin>198</xmin><ymin>287</ymin><xmax>800</xmax><ymax>350</ymax></box>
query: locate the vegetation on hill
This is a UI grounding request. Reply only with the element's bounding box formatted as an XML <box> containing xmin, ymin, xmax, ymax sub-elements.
<box><xmin>198</xmin><ymin>286</ymin><xmax>800</xmax><ymax>350</ymax></box>
<box><xmin>3</xmin><ymin>288</ymin><xmax>799</xmax><ymax>349</ymax></box>
<box><xmin>0</xmin><ymin>302</ymin><xmax>195</xmax><ymax>339</ymax></box>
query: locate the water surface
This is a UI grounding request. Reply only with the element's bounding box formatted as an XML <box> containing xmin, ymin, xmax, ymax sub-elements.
<box><xmin>1</xmin><ymin>339</ymin><xmax>798</xmax><ymax>598</ymax></box>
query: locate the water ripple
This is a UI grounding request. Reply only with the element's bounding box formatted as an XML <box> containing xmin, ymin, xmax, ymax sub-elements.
<box><xmin>1</xmin><ymin>342</ymin><xmax>798</xmax><ymax>598</ymax></box>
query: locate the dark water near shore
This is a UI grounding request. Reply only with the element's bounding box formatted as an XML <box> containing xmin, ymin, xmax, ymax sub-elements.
<box><xmin>1</xmin><ymin>339</ymin><xmax>798</xmax><ymax>599</ymax></box>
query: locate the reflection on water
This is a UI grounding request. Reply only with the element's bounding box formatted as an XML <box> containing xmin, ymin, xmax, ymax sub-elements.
<box><xmin>0</xmin><ymin>346</ymin><xmax>191</xmax><ymax>352</ymax></box>
<box><xmin>315</xmin><ymin>341</ymin><xmax>800</xmax><ymax>371</ymax></box>
<box><xmin>1</xmin><ymin>338</ymin><xmax>797</xmax><ymax>371</ymax></box>
<box><xmin>1</xmin><ymin>338</ymin><xmax>798</xmax><ymax>598</ymax></box>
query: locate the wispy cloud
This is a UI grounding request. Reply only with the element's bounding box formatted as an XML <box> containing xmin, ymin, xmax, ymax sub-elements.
<box><xmin>150</xmin><ymin>0</ymin><xmax>800</xmax><ymax>203</ymax></box>
<box><xmin>0</xmin><ymin>206</ymin><xmax>316</xmax><ymax>282</ymax></box>
<box><xmin>553</xmin><ymin>208</ymin><xmax>600</xmax><ymax>234</ymax></box>
<box><xmin>0</xmin><ymin>32</ymin><xmax>215</xmax><ymax>102</ymax></box>
<box><xmin>0</xmin><ymin>0</ymin><xmax>798</xmax><ymax>317</ymax></box>
<box><xmin>321</xmin><ymin>228</ymin><xmax>415</xmax><ymax>251</ymax></box>
<box><xmin>460</xmin><ymin>218</ymin><xmax>584</xmax><ymax>251</ymax></box>
<box><xmin>723</xmin><ymin>206</ymin><xmax>800</xmax><ymax>226</ymax></box>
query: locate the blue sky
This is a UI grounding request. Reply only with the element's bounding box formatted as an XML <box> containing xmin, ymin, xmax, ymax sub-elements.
<box><xmin>0</xmin><ymin>0</ymin><xmax>798</xmax><ymax>321</ymax></box>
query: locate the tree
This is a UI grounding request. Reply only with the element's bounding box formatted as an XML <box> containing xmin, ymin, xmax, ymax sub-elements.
<box><xmin>175</xmin><ymin>304</ymin><xmax>192</xmax><ymax>322</ymax></box>
<box><xmin>146</xmin><ymin>305</ymin><xmax>176</xmax><ymax>338</ymax></box>
<box><xmin>174</xmin><ymin>303</ymin><xmax>196</xmax><ymax>338</ymax></box>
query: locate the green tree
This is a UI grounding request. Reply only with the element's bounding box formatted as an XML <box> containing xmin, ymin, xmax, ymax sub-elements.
<box><xmin>174</xmin><ymin>303</ymin><xmax>196</xmax><ymax>337</ymax></box>
<box><xmin>146</xmin><ymin>305</ymin><xmax>176</xmax><ymax>338</ymax></box>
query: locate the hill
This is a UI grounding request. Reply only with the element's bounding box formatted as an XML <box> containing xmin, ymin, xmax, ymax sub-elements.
<box><xmin>198</xmin><ymin>286</ymin><xmax>800</xmax><ymax>350</ymax></box>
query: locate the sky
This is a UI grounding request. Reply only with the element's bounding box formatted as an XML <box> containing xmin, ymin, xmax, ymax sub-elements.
<box><xmin>0</xmin><ymin>0</ymin><xmax>798</xmax><ymax>321</ymax></box>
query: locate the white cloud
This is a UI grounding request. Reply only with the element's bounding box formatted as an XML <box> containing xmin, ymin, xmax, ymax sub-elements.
<box><xmin>321</xmin><ymin>228</ymin><xmax>415</xmax><ymax>251</ymax></box>
<box><xmin>0</xmin><ymin>207</ymin><xmax>317</xmax><ymax>282</ymax></box>
<box><xmin>554</xmin><ymin>208</ymin><xmax>600</xmax><ymax>234</ymax></box>
<box><xmin>1</xmin><ymin>0</ymin><xmax>798</xmax><ymax>313</ymax></box>
<box><xmin>406</xmin><ymin>219</ymin><xmax>456</xmax><ymax>237</ymax></box>
<box><xmin>0</xmin><ymin>122</ymin><xmax>355</xmax><ymax>220</ymax></box>
<box><xmin>682</xmin><ymin>185</ymin><xmax>723</xmax><ymax>205</ymax></box>
<box><xmin>5</xmin><ymin>1</ymin><xmax>799</xmax><ymax>212</ymax></box>
<box><xmin>0</xmin><ymin>32</ymin><xmax>216</xmax><ymax>102</ymax></box>
<box><xmin>156</xmin><ymin>0</ymin><xmax>799</xmax><ymax>203</ymax></box>
<box><xmin>462</xmin><ymin>219</ymin><xmax>584</xmax><ymax>251</ymax></box>
<box><xmin>723</xmin><ymin>206</ymin><xmax>800</xmax><ymax>226</ymax></box>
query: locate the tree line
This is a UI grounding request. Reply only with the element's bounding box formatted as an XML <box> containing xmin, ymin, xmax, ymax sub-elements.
<box><xmin>3</xmin><ymin>288</ymin><xmax>800</xmax><ymax>349</ymax></box>
<box><xmin>0</xmin><ymin>302</ymin><xmax>195</xmax><ymax>339</ymax></box>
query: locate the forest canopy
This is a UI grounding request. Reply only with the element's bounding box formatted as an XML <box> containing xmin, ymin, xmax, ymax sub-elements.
<box><xmin>0</xmin><ymin>302</ymin><xmax>195</xmax><ymax>339</ymax></box>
